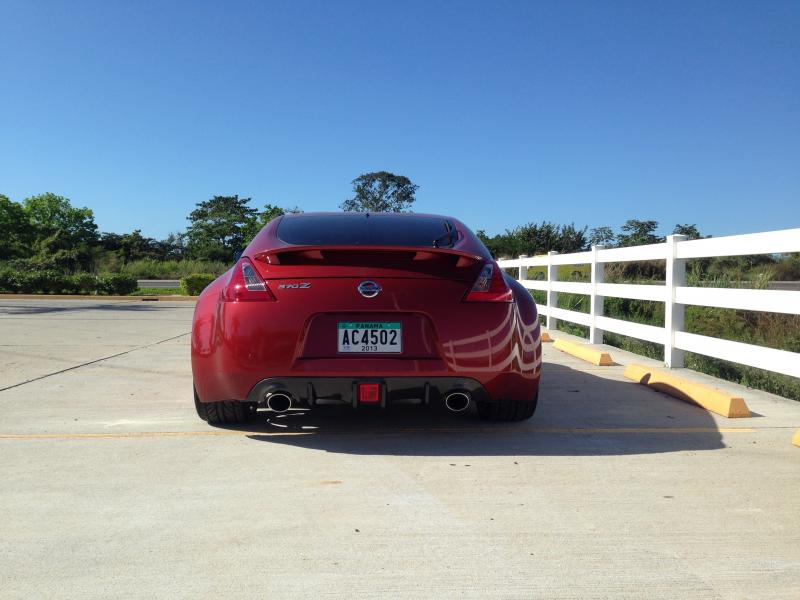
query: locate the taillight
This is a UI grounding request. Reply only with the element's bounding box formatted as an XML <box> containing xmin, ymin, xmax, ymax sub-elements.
<box><xmin>222</xmin><ymin>257</ymin><xmax>276</xmax><ymax>302</ymax></box>
<box><xmin>464</xmin><ymin>262</ymin><xmax>513</xmax><ymax>302</ymax></box>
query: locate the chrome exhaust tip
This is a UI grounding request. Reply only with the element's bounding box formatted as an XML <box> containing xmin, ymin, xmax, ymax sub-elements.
<box><xmin>444</xmin><ymin>391</ymin><xmax>471</xmax><ymax>413</ymax></box>
<box><xmin>266</xmin><ymin>392</ymin><xmax>292</xmax><ymax>413</ymax></box>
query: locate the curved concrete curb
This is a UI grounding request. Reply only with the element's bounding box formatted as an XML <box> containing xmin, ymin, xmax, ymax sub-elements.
<box><xmin>624</xmin><ymin>363</ymin><xmax>751</xmax><ymax>418</ymax></box>
<box><xmin>553</xmin><ymin>338</ymin><xmax>614</xmax><ymax>366</ymax></box>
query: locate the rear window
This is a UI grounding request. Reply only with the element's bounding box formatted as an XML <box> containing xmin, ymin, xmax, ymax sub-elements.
<box><xmin>277</xmin><ymin>214</ymin><xmax>456</xmax><ymax>247</ymax></box>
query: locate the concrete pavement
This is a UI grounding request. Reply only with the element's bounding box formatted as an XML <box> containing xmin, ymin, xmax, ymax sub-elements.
<box><xmin>1</xmin><ymin>299</ymin><xmax>799</xmax><ymax>599</ymax></box>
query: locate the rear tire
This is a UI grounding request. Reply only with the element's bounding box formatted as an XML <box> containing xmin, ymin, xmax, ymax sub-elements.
<box><xmin>478</xmin><ymin>394</ymin><xmax>538</xmax><ymax>422</ymax></box>
<box><xmin>194</xmin><ymin>385</ymin><xmax>257</xmax><ymax>424</ymax></box>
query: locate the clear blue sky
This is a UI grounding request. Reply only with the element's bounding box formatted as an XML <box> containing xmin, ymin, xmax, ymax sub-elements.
<box><xmin>1</xmin><ymin>0</ymin><xmax>798</xmax><ymax>240</ymax></box>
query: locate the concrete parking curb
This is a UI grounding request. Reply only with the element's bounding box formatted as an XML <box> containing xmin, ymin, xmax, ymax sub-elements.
<box><xmin>0</xmin><ymin>294</ymin><xmax>197</xmax><ymax>302</ymax></box>
<box><xmin>793</xmin><ymin>429</ymin><xmax>800</xmax><ymax>447</ymax></box>
<box><xmin>553</xmin><ymin>338</ymin><xmax>614</xmax><ymax>365</ymax></box>
<box><xmin>624</xmin><ymin>363</ymin><xmax>752</xmax><ymax>418</ymax></box>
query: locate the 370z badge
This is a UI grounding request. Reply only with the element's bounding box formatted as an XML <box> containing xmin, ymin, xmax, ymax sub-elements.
<box><xmin>277</xmin><ymin>282</ymin><xmax>311</xmax><ymax>289</ymax></box>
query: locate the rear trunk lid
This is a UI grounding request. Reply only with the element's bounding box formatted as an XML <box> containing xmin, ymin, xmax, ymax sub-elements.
<box><xmin>248</xmin><ymin>246</ymin><xmax>491</xmax><ymax>363</ymax></box>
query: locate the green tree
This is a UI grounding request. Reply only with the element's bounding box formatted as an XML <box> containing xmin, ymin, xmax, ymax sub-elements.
<box><xmin>673</xmin><ymin>223</ymin><xmax>702</xmax><ymax>239</ymax></box>
<box><xmin>476</xmin><ymin>229</ymin><xmax>493</xmax><ymax>250</ymax></box>
<box><xmin>23</xmin><ymin>193</ymin><xmax>98</xmax><ymax>246</ymax></box>
<box><xmin>481</xmin><ymin>230</ymin><xmax>520</xmax><ymax>258</ymax></box>
<box><xmin>616</xmin><ymin>219</ymin><xmax>662</xmax><ymax>247</ymax></box>
<box><xmin>242</xmin><ymin>204</ymin><xmax>303</xmax><ymax>244</ymax></box>
<box><xmin>186</xmin><ymin>195</ymin><xmax>258</xmax><ymax>261</ymax></box>
<box><xmin>589</xmin><ymin>226</ymin><xmax>615</xmax><ymax>247</ymax></box>
<box><xmin>553</xmin><ymin>223</ymin><xmax>588</xmax><ymax>254</ymax></box>
<box><xmin>341</xmin><ymin>171</ymin><xmax>418</xmax><ymax>212</ymax></box>
<box><xmin>477</xmin><ymin>222</ymin><xmax>588</xmax><ymax>258</ymax></box>
<box><xmin>0</xmin><ymin>194</ymin><xmax>34</xmax><ymax>259</ymax></box>
<box><xmin>22</xmin><ymin>193</ymin><xmax>98</xmax><ymax>270</ymax></box>
<box><xmin>159</xmin><ymin>232</ymin><xmax>187</xmax><ymax>259</ymax></box>
<box><xmin>118</xmin><ymin>229</ymin><xmax>158</xmax><ymax>263</ymax></box>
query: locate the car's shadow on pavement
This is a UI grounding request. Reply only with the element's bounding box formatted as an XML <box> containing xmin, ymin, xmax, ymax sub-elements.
<box><xmin>0</xmin><ymin>302</ymin><xmax>170</xmax><ymax>316</ymax></box>
<box><xmin>215</xmin><ymin>362</ymin><xmax>728</xmax><ymax>456</ymax></box>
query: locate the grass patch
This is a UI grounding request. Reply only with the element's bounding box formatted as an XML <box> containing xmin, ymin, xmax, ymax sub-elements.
<box><xmin>603</xmin><ymin>332</ymin><xmax>663</xmax><ymax>361</ymax></box>
<box><xmin>132</xmin><ymin>287</ymin><xmax>185</xmax><ymax>296</ymax></box>
<box><xmin>686</xmin><ymin>353</ymin><xmax>800</xmax><ymax>400</ymax></box>
<box><xmin>102</xmin><ymin>259</ymin><xmax>230</xmax><ymax>279</ymax></box>
<box><xmin>526</xmin><ymin>264</ymin><xmax>590</xmax><ymax>281</ymax></box>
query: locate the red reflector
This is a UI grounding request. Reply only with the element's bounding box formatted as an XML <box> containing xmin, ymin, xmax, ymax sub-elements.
<box><xmin>358</xmin><ymin>383</ymin><xmax>381</xmax><ymax>404</ymax></box>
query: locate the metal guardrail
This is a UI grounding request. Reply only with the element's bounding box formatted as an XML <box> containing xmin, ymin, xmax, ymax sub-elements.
<box><xmin>498</xmin><ymin>228</ymin><xmax>800</xmax><ymax>379</ymax></box>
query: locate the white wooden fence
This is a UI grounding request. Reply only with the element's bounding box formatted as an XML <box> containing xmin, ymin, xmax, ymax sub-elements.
<box><xmin>497</xmin><ymin>228</ymin><xmax>800</xmax><ymax>379</ymax></box>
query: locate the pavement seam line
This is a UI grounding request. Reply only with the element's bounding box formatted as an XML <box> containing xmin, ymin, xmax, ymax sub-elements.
<box><xmin>0</xmin><ymin>332</ymin><xmax>191</xmax><ymax>394</ymax></box>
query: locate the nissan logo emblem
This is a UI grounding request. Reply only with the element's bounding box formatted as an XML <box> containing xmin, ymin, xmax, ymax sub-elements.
<box><xmin>357</xmin><ymin>281</ymin><xmax>381</xmax><ymax>298</ymax></box>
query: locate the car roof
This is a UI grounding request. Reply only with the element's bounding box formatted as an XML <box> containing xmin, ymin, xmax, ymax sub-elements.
<box><xmin>245</xmin><ymin>211</ymin><xmax>489</xmax><ymax>258</ymax></box>
<box><xmin>279</xmin><ymin>211</ymin><xmax>457</xmax><ymax>221</ymax></box>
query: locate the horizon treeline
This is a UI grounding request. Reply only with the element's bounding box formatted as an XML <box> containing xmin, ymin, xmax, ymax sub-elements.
<box><xmin>1</xmin><ymin>191</ymin><xmax>798</xmax><ymax>282</ymax></box>
<box><xmin>0</xmin><ymin>192</ymin><xmax>300</xmax><ymax>272</ymax></box>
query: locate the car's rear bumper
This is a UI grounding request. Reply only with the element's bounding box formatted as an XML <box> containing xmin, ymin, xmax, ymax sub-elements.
<box><xmin>244</xmin><ymin>376</ymin><xmax>502</xmax><ymax>408</ymax></box>
<box><xmin>231</xmin><ymin>372</ymin><xmax>539</xmax><ymax>409</ymax></box>
<box><xmin>192</xmin><ymin>277</ymin><xmax>542</xmax><ymax>404</ymax></box>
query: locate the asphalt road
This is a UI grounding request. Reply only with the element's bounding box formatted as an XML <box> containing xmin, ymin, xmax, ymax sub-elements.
<box><xmin>1</xmin><ymin>299</ymin><xmax>799</xmax><ymax>599</ymax></box>
<box><xmin>137</xmin><ymin>279</ymin><xmax>180</xmax><ymax>288</ymax></box>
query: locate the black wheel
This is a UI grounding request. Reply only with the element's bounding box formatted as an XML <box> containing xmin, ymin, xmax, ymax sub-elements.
<box><xmin>194</xmin><ymin>385</ymin><xmax>257</xmax><ymax>424</ymax></box>
<box><xmin>478</xmin><ymin>394</ymin><xmax>538</xmax><ymax>422</ymax></box>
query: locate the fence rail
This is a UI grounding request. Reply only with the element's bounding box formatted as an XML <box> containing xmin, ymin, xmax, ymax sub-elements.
<box><xmin>497</xmin><ymin>228</ymin><xmax>800</xmax><ymax>379</ymax></box>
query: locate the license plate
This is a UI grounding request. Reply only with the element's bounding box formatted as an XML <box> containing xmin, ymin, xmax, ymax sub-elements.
<box><xmin>337</xmin><ymin>321</ymin><xmax>402</xmax><ymax>353</ymax></box>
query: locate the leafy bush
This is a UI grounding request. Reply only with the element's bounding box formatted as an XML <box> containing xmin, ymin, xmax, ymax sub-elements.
<box><xmin>46</xmin><ymin>272</ymin><xmax>75</xmax><ymax>294</ymax></box>
<box><xmin>775</xmin><ymin>253</ymin><xmax>800</xmax><ymax>281</ymax></box>
<box><xmin>180</xmin><ymin>273</ymin><xmax>216</xmax><ymax>296</ymax></box>
<box><xmin>0</xmin><ymin>267</ymin><xmax>14</xmax><ymax>292</ymax></box>
<box><xmin>0</xmin><ymin>269</ymin><xmax>140</xmax><ymax>295</ymax></box>
<box><xmin>72</xmin><ymin>273</ymin><xmax>97</xmax><ymax>294</ymax></box>
<box><xmin>16</xmin><ymin>270</ymin><xmax>59</xmax><ymax>293</ymax></box>
<box><xmin>97</xmin><ymin>274</ymin><xmax>138</xmax><ymax>295</ymax></box>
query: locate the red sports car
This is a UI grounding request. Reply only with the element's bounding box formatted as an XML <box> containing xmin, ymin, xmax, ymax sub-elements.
<box><xmin>191</xmin><ymin>212</ymin><xmax>542</xmax><ymax>423</ymax></box>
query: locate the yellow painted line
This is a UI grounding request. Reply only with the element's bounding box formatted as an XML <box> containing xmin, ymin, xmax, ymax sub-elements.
<box><xmin>624</xmin><ymin>363</ymin><xmax>751</xmax><ymax>418</ymax></box>
<box><xmin>0</xmin><ymin>427</ymin><xmax>755</xmax><ymax>440</ymax></box>
<box><xmin>0</xmin><ymin>430</ymin><xmax>284</xmax><ymax>440</ymax></box>
<box><xmin>540</xmin><ymin>331</ymin><xmax>553</xmax><ymax>343</ymax></box>
<box><xmin>553</xmin><ymin>338</ymin><xmax>614</xmax><ymax>366</ymax></box>
<box><xmin>402</xmin><ymin>427</ymin><xmax>754</xmax><ymax>434</ymax></box>
<box><xmin>792</xmin><ymin>429</ymin><xmax>800</xmax><ymax>447</ymax></box>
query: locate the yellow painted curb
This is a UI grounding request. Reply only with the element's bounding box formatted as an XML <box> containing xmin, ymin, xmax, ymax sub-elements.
<box><xmin>541</xmin><ymin>331</ymin><xmax>553</xmax><ymax>343</ymax></box>
<box><xmin>792</xmin><ymin>429</ymin><xmax>800</xmax><ymax>448</ymax></box>
<box><xmin>624</xmin><ymin>363</ymin><xmax>751</xmax><ymax>418</ymax></box>
<box><xmin>553</xmin><ymin>338</ymin><xmax>614</xmax><ymax>366</ymax></box>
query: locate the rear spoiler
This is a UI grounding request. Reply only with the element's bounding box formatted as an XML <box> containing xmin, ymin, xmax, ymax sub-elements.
<box><xmin>254</xmin><ymin>245</ymin><xmax>485</xmax><ymax>267</ymax></box>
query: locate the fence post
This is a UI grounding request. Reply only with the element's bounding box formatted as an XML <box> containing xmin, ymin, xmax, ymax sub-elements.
<box><xmin>589</xmin><ymin>245</ymin><xmax>605</xmax><ymax>344</ymax></box>
<box><xmin>665</xmin><ymin>234</ymin><xmax>687</xmax><ymax>368</ymax></box>
<box><xmin>518</xmin><ymin>255</ymin><xmax>528</xmax><ymax>283</ymax></box>
<box><xmin>547</xmin><ymin>251</ymin><xmax>559</xmax><ymax>331</ymax></box>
